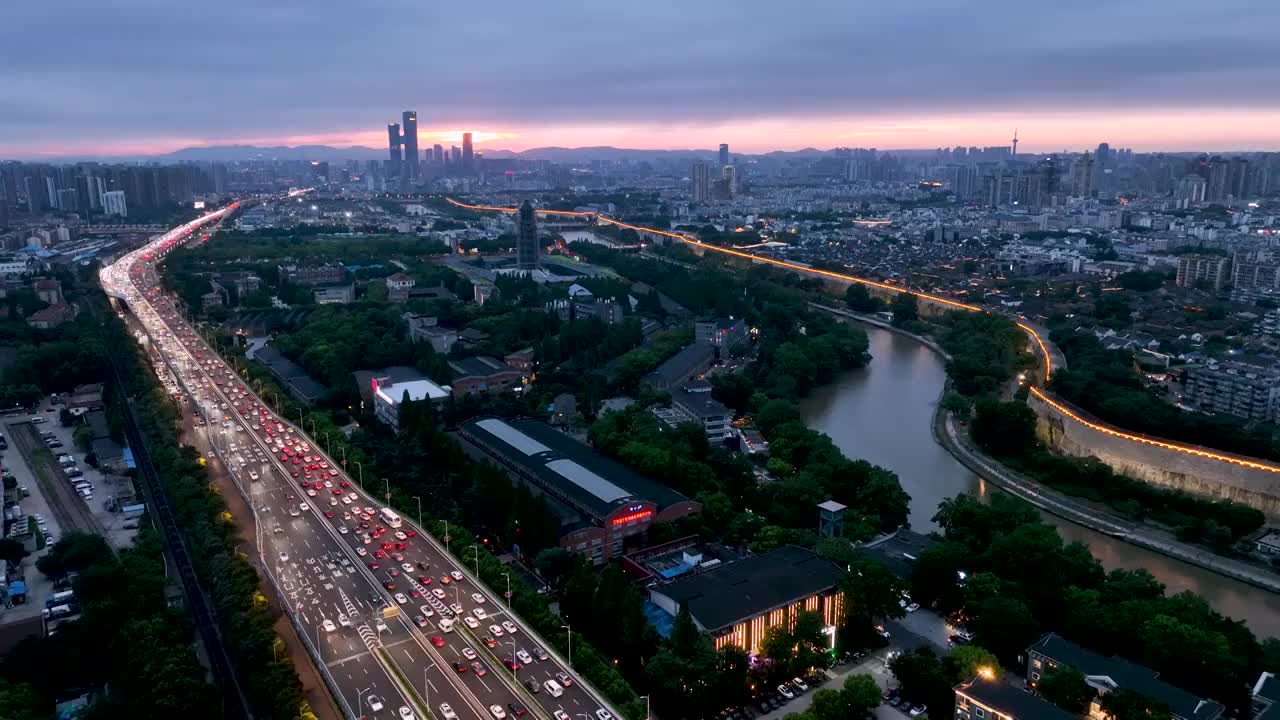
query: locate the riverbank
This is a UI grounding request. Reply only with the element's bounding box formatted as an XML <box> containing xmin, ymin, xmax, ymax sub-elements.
<box><xmin>811</xmin><ymin>302</ymin><xmax>1280</xmax><ymax>596</ymax></box>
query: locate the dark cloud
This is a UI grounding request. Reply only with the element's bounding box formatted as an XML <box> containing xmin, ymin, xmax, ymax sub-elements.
<box><xmin>2</xmin><ymin>0</ymin><xmax>1277</xmax><ymax>150</ymax></box>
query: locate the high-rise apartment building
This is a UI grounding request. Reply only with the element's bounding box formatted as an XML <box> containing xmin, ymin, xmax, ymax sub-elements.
<box><xmin>516</xmin><ymin>200</ymin><xmax>540</xmax><ymax>270</ymax></box>
<box><xmin>718</xmin><ymin>143</ymin><xmax>729</xmax><ymax>168</ymax></box>
<box><xmin>101</xmin><ymin>190</ymin><xmax>128</xmax><ymax>217</ymax></box>
<box><xmin>1175</xmin><ymin>254</ymin><xmax>1231</xmax><ymax>290</ymax></box>
<box><xmin>690</xmin><ymin>160</ymin><xmax>710</xmax><ymax>203</ymax></box>
<box><xmin>432</xmin><ymin>144</ymin><xmax>444</xmax><ymax>165</ymax></box>
<box><xmin>1184</xmin><ymin>362</ymin><xmax>1280</xmax><ymax>423</ymax></box>
<box><xmin>721</xmin><ymin>165</ymin><xmax>737</xmax><ymax>200</ymax></box>
<box><xmin>1232</xmin><ymin>251</ymin><xmax>1280</xmax><ymax>291</ymax></box>
<box><xmin>402</xmin><ymin>111</ymin><xmax>419</xmax><ymax>181</ymax></box>
<box><xmin>1175</xmin><ymin>174</ymin><xmax>1208</xmax><ymax>204</ymax></box>
<box><xmin>1071</xmin><ymin>153</ymin><xmax>1094</xmax><ymax>196</ymax></box>
<box><xmin>462</xmin><ymin>132</ymin><xmax>474</xmax><ymax>175</ymax></box>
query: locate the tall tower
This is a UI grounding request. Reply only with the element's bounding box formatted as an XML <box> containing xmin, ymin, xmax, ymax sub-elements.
<box><xmin>402</xmin><ymin>111</ymin><xmax>419</xmax><ymax>181</ymax></box>
<box><xmin>516</xmin><ymin>200</ymin><xmax>540</xmax><ymax>270</ymax></box>
<box><xmin>1011</xmin><ymin>129</ymin><xmax>1018</xmax><ymax>159</ymax></box>
<box><xmin>462</xmin><ymin>132</ymin><xmax>475</xmax><ymax>175</ymax></box>
<box><xmin>690</xmin><ymin>160</ymin><xmax>709</xmax><ymax>203</ymax></box>
<box><xmin>432</xmin><ymin>144</ymin><xmax>444</xmax><ymax>165</ymax></box>
<box><xmin>387</xmin><ymin>122</ymin><xmax>403</xmax><ymax>180</ymax></box>
<box><xmin>718</xmin><ymin>143</ymin><xmax>729</xmax><ymax>168</ymax></box>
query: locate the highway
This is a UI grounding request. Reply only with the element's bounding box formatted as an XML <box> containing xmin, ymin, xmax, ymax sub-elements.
<box><xmin>100</xmin><ymin>201</ymin><xmax>619</xmax><ymax>720</ymax></box>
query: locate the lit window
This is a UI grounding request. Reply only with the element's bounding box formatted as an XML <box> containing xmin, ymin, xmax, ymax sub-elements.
<box><xmin>974</xmin><ymin>708</ymin><xmax>985</xmax><ymax>718</ymax></box>
<box><xmin>1033</xmin><ymin>659</ymin><xmax>1042</xmax><ymax>669</ymax></box>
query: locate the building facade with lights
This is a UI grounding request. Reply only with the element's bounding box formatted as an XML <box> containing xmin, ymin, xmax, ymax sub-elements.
<box><xmin>457</xmin><ymin>417</ymin><xmax>701</xmax><ymax>564</ymax></box>
<box><xmin>648</xmin><ymin>546</ymin><xmax>846</xmax><ymax>655</ymax></box>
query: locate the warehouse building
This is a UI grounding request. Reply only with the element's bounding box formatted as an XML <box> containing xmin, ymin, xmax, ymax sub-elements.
<box><xmin>457</xmin><ymin>417</ymin><xmax>701</xmax><ymax>564</ymax></box>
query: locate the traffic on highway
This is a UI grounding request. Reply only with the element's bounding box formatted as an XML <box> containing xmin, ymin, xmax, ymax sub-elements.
<box><xmin>101</xmin><ymin>201</ymin><xmax>618</xmax><ymax>720</ymax></box>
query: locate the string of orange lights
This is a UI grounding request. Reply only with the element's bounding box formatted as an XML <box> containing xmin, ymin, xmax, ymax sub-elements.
<box><xmin>446</xmin><ymin>197</ymin><xmax>1280</xmax><ymax>474</ymax></box>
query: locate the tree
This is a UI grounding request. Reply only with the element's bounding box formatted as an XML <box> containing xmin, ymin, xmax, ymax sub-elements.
<box><xmin>845</xmin><ymin>284</ymin><xmax>881</xmax><ymax>313</ymax></box>
<box><xmin>948</xmin><ymin>646</ymin><xmax>1001</xmax><ymax>682</ymax></box>
<box><xmin>839</xmin><ymin>557</ymin><xmax>906</xmax><ymax>650</ymax></box>
<box><xmin>890</xmin><ymin>292</ymin><xmax>919</xmax><ymax>327</ymax></box>
<box><xmin>0</xmin><ymin>538</ymin><xmax>27</xmax><ymax>565</ymax></box>
<box><xmin>889</xmin><ymin>648</ymin><xmax>953</xmax><ymax>717</ymax></box>
<box><xmin>1037</xmin><ymin>665</ymin><xmax>1094</xmax><ymax>714</ymax></box>
<box><xmin>842</xmin><ymin>673</ymin><xmax>883</xmax><ymax>719</ymax></box>
<box><xmin>971</xmin><ymin>399</ymin><xmax>1038</xmax><ymax>457</ymax></box>
<box><xmin>1100</xmin><ymin>689</ymin><xmax>1172</xmax><ymax>720</ymax></box>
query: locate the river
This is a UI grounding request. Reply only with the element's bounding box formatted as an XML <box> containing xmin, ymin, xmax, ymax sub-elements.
<box><xmin>799</xmin><ymin>324</ymin><xmax>1280</xmax><ymax>640</ymax></box>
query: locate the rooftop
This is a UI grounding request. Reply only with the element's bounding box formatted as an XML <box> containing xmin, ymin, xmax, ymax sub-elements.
<box><xmin>375</xmin><ymin>378</ymin><xmax>449</xmax><ymax>405</ymax></box>
<box><xmin>670</xmin><ymin>385</ymin><xmax>731</xmax><ymax>419</ymax></box>
<box><xmin>643</xmin><ymin>341</ymin><xmax>714</xmax><ymax>386</ymax></box>
<box><xmin>651</xmin><ymin>545</ymin><xmax>845</xmax><ymax>633</ymax></box>
<box><xmin>449</xmin><ymin>355</ymin><xmax>518</xmax><ymax>379</ymax></box>
<box><xmin>459</xmin><ymin>416</ymin><xmax>691</xmax><ymax>519</ymax></box>
<box><xmin>1029</xmin><ymin>634</ymin><xmax>1224</xmax><ymax>720</ymax></box>
<box><xmin>957</xmin><ymin>675</ymin><xmax>1076</xmax><ymax>720</ymax></box>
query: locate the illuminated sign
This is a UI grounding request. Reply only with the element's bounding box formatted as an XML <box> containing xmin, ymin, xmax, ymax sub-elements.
<box><xmin>611</xmin><ymin>509</ymin><xmax>652</xmax><ymax>526</ymax></box>
<box><xmin>193</xmin><ymin>201</ymin><xmax>206</xmax><ymax>209</ymax></box>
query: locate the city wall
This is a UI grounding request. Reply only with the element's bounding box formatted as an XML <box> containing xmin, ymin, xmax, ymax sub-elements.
<box><xmin>1028</xmin><ymin>391</ymin><xmax>1280</xmax><ymax>519</ymax></box>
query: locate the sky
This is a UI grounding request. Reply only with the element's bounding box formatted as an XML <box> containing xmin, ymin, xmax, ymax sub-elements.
<box><xmin>4</xmin><ymin>0</ymin><xmax>1280</xmax><ymax>159</ymax></box>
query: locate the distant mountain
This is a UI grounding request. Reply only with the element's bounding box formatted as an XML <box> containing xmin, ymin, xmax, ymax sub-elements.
<box><xmin>158</xmin><ymin>144</ymin><xmax>386</xmax><ymax>162</ymax></box>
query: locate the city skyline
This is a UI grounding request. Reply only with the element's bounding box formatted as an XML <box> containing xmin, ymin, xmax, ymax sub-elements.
<box><xmin>5</xmin><ymin>1</ymin><xmax>1280</xmax><ymax>159</ymax></box>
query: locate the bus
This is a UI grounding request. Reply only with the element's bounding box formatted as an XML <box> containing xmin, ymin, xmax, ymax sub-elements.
<box><xmin>379</xmin><ymin>508</ymin><xmax>402</xmax><ymax>528</ymax></box>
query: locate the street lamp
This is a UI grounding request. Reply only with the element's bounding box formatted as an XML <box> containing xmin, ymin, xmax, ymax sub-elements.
<box><xmin>414</xmin><ymin>496</ymin><xmax>423</xmax><ymax>528</ymax></box>
<box><xmin>357</xmin><ymin>687</ymin><xmax>370</xmax><ymax>719</ymax></box>
<box><xmin>443</xmin><ymin>521</ymin><xmax>450</xmax><ymax>554</ymax></box>
<box><xmin>469</xmin><ymin>545</ymin><xmax>480</xmax><ymax>578</ymax></box>
<box><xmin>640</xmin><ymin>695</ymin><xmax>650</xmax><ymax>720</ymax></box>
<box><xmin>321</xmin><ymin>431</ymin><xmax>330</xmax><ymax>455</ymax></box>
<box><xmin>502</xmin><ymin>572</ymin><xmax>511</xmax><ymax>606</ymax></box>
<box><xmin>424</xmin><ymin>662</ymin><xmax>437</xmax><ymax>707</ymax></box>
<box><xmin>354</xmin><ymin>461</ymin><xmax>364</xmax><ymax>489</ymax></box>
<box><xmin>383</xmin><ymin>477</ymin><xmax>391</xmax><ymax>504</ymax></box>
<box><xmin>296</xmin><ymin>407</ymin><xmax>304</xmax><ymax>429</ymax></box>
<box><xmin>508</xmin><ymin>640</ymin><xmax>519</xmax><ymax>680</ymax></box>
<box><xmin>340</xmin><ymin>445</ymin><xmax>347</xmax><ymax>467</ymax></box>
<box><xmin>562</xmin><ymin>624</ymin><xmax>573</xmax><ymax>665</ymax></box>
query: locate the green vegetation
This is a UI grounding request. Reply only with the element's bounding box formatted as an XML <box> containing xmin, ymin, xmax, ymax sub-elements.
<box><xmin>3</xmin><ymin>530</ymin><xmax>220</xmax><ymax>719</ymax></box>
<box><xmin>909</xmin><ymin>494</ymin><xmax>1264</xmax><ymax>716</ymax></box>
<box><xmin>890</xmin><ymin>645</ymin><xmax>1002</xmax><ymax>719</ymax></box>
<box><xmin>1050</xmin><ymin>332</ymin><xmax>1280</xmax><ymax>461</ymax></box>
<box><xmin>935</xmin><ymin>312</ymin><xmax>1032</xmax><ymax>395</ymax></box>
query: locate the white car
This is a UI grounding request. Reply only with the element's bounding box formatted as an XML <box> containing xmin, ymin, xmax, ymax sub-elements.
<box><xmin>450</xmin><ymin>570</ymin><xmax>463</xmax><ymax>581</ymax></box>
<box><xmin>462</xmin><ymin>647</ymin><xmax>477</xmax><ymax>660</ymax></box>
<box><xmin>502</xmin><ymin>620</ymin><xmax>518</xmax><ymax>634</ymax></box>
<box><xmin>299</xmin><ymin>502</ymin><xmax>309</xmax><ymax>512</ymax></box>
<box><xmin>596</xmin><ymin>711</ymin><xmax>614</xmax><ymax>720</ymax></box>
<box><xmin>402</xmin><ymin>563</ymin><xmax>415</xmax><ymax>573</ymax></box>
<box><xmin>490</xmin><ymin>624</ymin><xmax>504</xmax><ymax>637</ymax></box>
<box><xmin>306</xmin><ymin>489</ymin><xmax>317</xmax><ymax>497</ymax></box>
<box><xmin>394</xmin><ymin>531</ymin><xmax>408</xmax><ymax>540</ymax></box>
<box><xmin>324</xmin><ymin>480</ymin><xmax>333</xmax><ymax>488</ymax></box>
<box><xmin>778</xmin><ymin>685</ymin><xmax>795</xmax><ymax>700</ymax></box>
<box><xmin>464</xmin><ymin>616</ymin><xmax>480</xmax><ymax>629</ymax></box>
<box><xmin>248</xmin><ymin>471</ymin><xmax>259</xmax><ymax>481</ymax></box>
<box><xmin>394</xmin><ymin>592</ymin><xmax>409</xmax><ymax>605</ymax></box>
<box><xmin>278</xmin><ymin>551</ymin><xmax>289</xmax><ymax>563</ymax></box>
<box><xmin>338</xmin><ymin>525</ymin><xmax>349</xmax><ymax>534</ymax></box>
<box><xmin>355</xmin><ymin>547</ymin><xmax>367</xmax><ymax>556</ymax></box>
<box><xmin>473</xmin><ymin>608</ymin><xmax>487</xmax><ymax>620</ymax></box>
<box><xmin>322</xmin><ymin>618</ymin><xmax>336</xmax><ymax>633</ymax></box>
<box><xmin>516</xmin><ymin>649</ymin><xmax>533</xmax><ymax>665</ymax></box>
<box><xmin>489</xmin><ymin>705</ymin><xmax>506</xmax><ymax>720</ymax></box>
<box><xmin>440</xmin><ymin>704</ymin><xmax>458</xmax><ymax>720</ymax></box>
<box><xmin>367</xmin><ymin>696</ymin><xmax>384</xmax><ymax>712</ymax></box>
<box><xmin>450</xmin><ymin>603</ymin><xmax>463</xmax><ymax>615</ymax></box>
<box><xmin>432</xmin><ymin>588</ymin><xmax>446</xmax><ymax>599</ymax></box>
<box><xmin>419</xmin><ymin>606</ymin><xmax>435</xmax><ymax>618</ymax></box>
<box><xmin>329</xmin><ymin>496</ymin><xmax>338</xmax><ymax>506</ymax></box>
<box><xmin>554</xmin><ymin>712</ymin><xmax>570</xmax><ymax>720</ymax></box>
<box><xmin>342</xmin><ymin>495</ymin><xmax>354</xmax><ymax>505</ymax></box>
<box><xmin>399</xmin><ymin>707</ymin><xmax>416</xmax><ymax>720</ymax></box>
<box><xmin>338</xmin><ymin>613</ymin><xmax>351</xmax><ymax>627</ymax></box>
<box><xmin>471</xmin><ymin>593</ymin><xmax>485</xmax><ymax>604</ymax></box>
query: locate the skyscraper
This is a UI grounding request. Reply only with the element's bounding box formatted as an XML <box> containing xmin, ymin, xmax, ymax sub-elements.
<box><xmin>516</xmin><ymin>200</ymin><xmax>540</xmax><ymax>270</ymax></box>
<box><xmin>718</xmin><ymin>143</ymin><xmax>729</xmax><ymax>168</ymax></box>
<box><xmin>1071</xmin><ymin>153</ymin><xmax>1094</xmax><ymax>197</ymax></box>
<box><xmin>402</xmin><ymin>111</ymin><xmax>419</xmax><ymax>181</ymax></box>
<box><xmin>721</xmin><ymin>165</ymin><xmax>737</xmax><ymax>200</ymax></box>
<box><xmin>432</xmin><ymin>144</ymin><xmax>444</xmax><ymax>165</ymax></box>
<box><xmin>462</xmin><ymin>132</ymin><xmax>474</xmax><ymax>175</ymax></box>
<box><xmin>387</xmin><ymin>122</ymin><xmax>403</xmax><ymax>180</ymax></box>
<box><xmin>101</xmin><ymin>190</ymin><xmax>127</xmax><ymax>217</ymax></box>
<box><xmin>690</xmin><ymin>160</ymin><xmax>710</xmax><ymax>202</ymax></box>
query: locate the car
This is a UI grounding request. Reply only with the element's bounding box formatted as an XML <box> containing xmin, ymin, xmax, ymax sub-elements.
<box><xmin>516</xmin><ymin>649</ymin><xmax>533</xmax><ymax>665</ymax></box>
<box><xmin>451</xmin><ymin>570</ymin><xmax>464</xmax><ymax>581</ymax></box>
<box><xmin>306</xmin><ymin>489</ymin><xmax>317</xmax><ymax>497</ymax></box>
<box><xmin>471</xmin><ymin>592</ymin><xmax>486</xmax><ymax>604</ymax></box>
<box><xmin>508</xmin><ymin>702</ymin><xmax>528</xmax><ymax>717</ymax></box>
<box><xmin>533</xmin><ymin>646</ymin><xmax>548</xmax><ymax>661</ymax></box>
<box><xmin>502</xmin><ymin>620</ymin><xmax>518</xmax><ymax>634</ymax></box>
<box><xmin>398</xmin><ymin>707</ymin><xmax>416</xmax><ymax>720</ymax></box>
<box><xmin>440</xmin><ymin>704</ymin><xmax>458</xmax><ymax>720</ymax></box>
<box><xmin>395</xmin><ymin>531</ymin><xmax>407</xmax><ymax>540</ymax></box>
<box><xmin>483</xmin><ymin>635</ymin><xmax>497</xmax><ymax>648</ymax></box>
<box><xmin>419</xmin><ymin>575</ymin><xmax>432</xmax><ymax>585</ymax></box>
<box><xmin>473</xmin><ymin>608</ymin><xmax>487</xmax><ymax>620</ymax></box>
<box><xmin>322</xmin><ymin>618</ymin><xmax>336</xmax><ymax>633</ymax></box>
<box><xmin>406</xmin><ymin>530</ymin><xmax>417</xmax><ymax>537</ymax></box>
<box><xmin>325</xmin><ymin>509</ymin><xmax>335</xmax><ymax>517</ymax></box>
<box><xmin>390</xmin><ymin>569</ymin><xmax>400</xmax><ymax>577</ymax></box>
<box><xmin>419</xmin><ymin>605</ymin><xmax>435</xmax><ymax>618</ymax></box>
<box><xmin>778</xmin><ymin>685</ymin><xmax>795</xmax><ymax>700</ymax></box>
<box><xmin>432</xmin><ymin>588</ymin><xmax>446</xmax><ymax>599</ymax></box>
<box><xmin>792</xmin><ymin>678</ymin><xmax>808</xmax><ymax>691</ymax></box>
<box><xmin>909</xmin><ymin>705</ymin><xmax>927</xmax><ymax>717</ymax></box>
<box><xmin>430</xmin><ymin>635</ymin><xmax>446</xmax><ymax>647</ymax></box>
<box><xmin>875</xmin><ymin>625</ymin><xmax>891</xmax><ymax>639</ymax></box>
<box><xmin>461</xmin><ymin>646</ymin><xmax>477</xmax><ymax>660</ymax></box>
<box><xmin>452</xmin><ymin>661</ymin><xmax>468</xmax><ymax>673</ymax></box>
<box><xmin>948</xmin><ymin>634</ymin><xmax>971</xmax><ymax>646</ymax></box>
<box><xmin>472</xmin><ymin>661</ymin><xmax>488</xmax><ymax>676</ymax></box>
<box><xmin>338</xmin><ymin>613</ymin><xmax>351</xmax><ymax>627</ymax></box>
<box><xmin>489</xmin><ymin>705</ymin><xmax>507</xmax><ymax>719</ymax></box>
<box><xmin>355</xmin><ymin>547</ymin><xmax>367</xmax><ymax>556</ymax></box>
<box><xmin>439</xmin><ymin>575</ymin><xmax>451</xmax><ymax>585</ymax></box>
<box><xmin>489</xmin><ymin>624</ymin><xmax>504</xmax><ymax>637</ymax></box>
<box><xmin>464</xmin><ymin>616</ymin><xmax>480</xmax><ymax>629</ymax></box>
<box><xmin>595</xmin><ymin>710</ymin><xmax>614</xmax><ymax>720</ymax></box>
<box><xmin>367</xmin><ymin>696</ymin><xmax>384</xmax><ymax>712</ymax></box>
<box><xmin>556</xmin><ymin>670</ymin><xmax>573</xmax><ymax>686</ymax></box>
<box><xmin>554</xmin><ymin>712</ymin><xmax>571</xmax><ymax>720</ymax></box>
<box><xmin>299</xmin><ymin>502</ymin><xmax>309</xmax><ymax>512</ymax></box>
<box><xmin>278</xmin><ymin>551</ymin><xmax>289</xmax><ymax>563</ymax></box>
<box><xmin>338</xmin><ymin>525</ymin><xmax>349</xmax><ymax>534</ymax></box>
<box><xmin>402</xmin><ymin>563</ymin><xmax>415</xmax><ymax>573</ymax></box>
<box><xmin>449</xmin><ymin>603</ymin><xmax>463</xmax><ymax>615</ymax></box>
<box><xmin>890</xmin><ymin>697</ymin><xmax>906</xmax><ymax>707</ymax></box>
<box><xmin>384</xmin><ymin>580</ymin><xmax>396</xmax><ymax>591</ymax></box>
<box><xmin>502</xmin><ymin>656</ymin><xmax>520</xmax><ymax>671</ymax></box>
<box><xmin>414</xmin><ymin>614</ymin><xmax>429</xmax><ymax>627</ymax></box>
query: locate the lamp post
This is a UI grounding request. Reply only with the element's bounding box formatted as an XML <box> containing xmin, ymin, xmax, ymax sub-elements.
<box><xmin>424</xmin><ymin>662</ymin><xmax>437</xmax><ymax>708</ymax></box>
<box><xmin>469</xmin><ymin>545</ymin><xmax>480</xmax><ymax>578</ymax></box>
<box><xmin>383</xmin><ymin>477</ymin><xmax>391</xmax><ymax>505</ymax></box>
<box><xmin>641</xmin><ymin>695</ymin><xmax>650</xmax><ymax>720</ymax></box>
<box><xmin>508</xmin><ymin>641</ymin><xmax>519</xmax><ymax>681</ymax></box>
<box><xmin>357</xmin><ymin>688</ymin><xmax>369</xmax><ymax>719</ymax></box>
<box><xmin>321</xmin><ymin>431</ymin><xmax>330</xmax><ymax>455</ymax></box>
<box><xmin>340</xmin><ymin>445</ymin><xmax>347</xmax><ymax>467</ymax></box>
<box><xmin>309</xmin><ymin>418</ymin><xmax>317</xmax><ymax>436</ymax></box>
<box><xmin>354</xmin><ymin>461</ymin><xmax>364</xmax><ymax>489</ymax></box>
<box><xmin>443</xmin><ymin>521</ymin><xmax>450</xmax><ymax>554</ymax></box>
<box><xmin>296</xmin><ymin>408</ymin><xmax>304</xmax><ymax>429</ymax></box>
<box><xmin>415</xmin><ymin>496</ymin><xmax>423</xmax><ymax>528</ymax></box>
<box><xmin>562</xmin><ymin>624</ymin><xmax>572</xmax><ymax>666</ymax></box>
<box><xmin>502</xmin><ymin>572</ymin><xmax>511</xmax><ymax>606</ymax></box>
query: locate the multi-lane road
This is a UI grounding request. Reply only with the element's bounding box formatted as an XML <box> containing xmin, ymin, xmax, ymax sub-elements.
<box><xmin>101</xmin><ymin>201</ymin><xmax>620</xmax><ymax>720</ymax></box>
